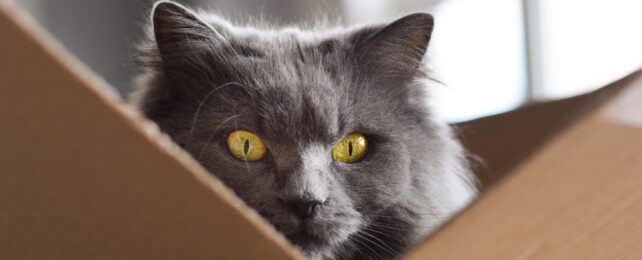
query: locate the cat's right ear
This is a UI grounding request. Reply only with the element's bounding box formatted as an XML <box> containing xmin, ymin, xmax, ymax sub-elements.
<box><xmin>151</xmin><ymin>1</ymin><xmax>223</xmax><ymax>62</ymax></box>
<box><xmin>350</xmin><ymin>13</ymin><xmax>434</xmax><ymax>84</ymax></box>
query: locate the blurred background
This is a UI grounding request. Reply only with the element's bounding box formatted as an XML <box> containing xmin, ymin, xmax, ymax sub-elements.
<box><xmin>17</xmin><ymin>0</ymin><xmax>642</xmax><ymax>122</ymax></box>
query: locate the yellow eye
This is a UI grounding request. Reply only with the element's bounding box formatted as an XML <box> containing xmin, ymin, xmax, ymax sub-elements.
<box><xmin>332</xmin><ymin>133</ymin><xmax>368</xmax><ymax>163</ymax></box>
<box><xmin>227</xmin><ymin>130</ymin><xmax>266</xmax><ymax>161</ymax></box>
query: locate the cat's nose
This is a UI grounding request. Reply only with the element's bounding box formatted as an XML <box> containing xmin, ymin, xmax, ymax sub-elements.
<box><xmin>283</xmin><ymin>198</ymin><xmax>323</xmax><ymax>219</ymax></box>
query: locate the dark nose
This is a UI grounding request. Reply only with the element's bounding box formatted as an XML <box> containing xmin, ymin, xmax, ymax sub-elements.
<box><xmin>283</xmin><ymin>198</ymin><xmax>322</xmax><ymax>219</ymax></box>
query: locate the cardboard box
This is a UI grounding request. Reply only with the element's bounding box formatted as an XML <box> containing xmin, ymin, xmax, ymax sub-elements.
<box><xmin>406</xmin><ymin>70</ymin><xmax>642</xmax><ymax>259</ymax></box>
<box><xmin>406</xmin><ymin>69</ymin><xmax>642</xmax><ymax>260</ymax></box>
<box><xmin>0</xmin><ymin>3</ymin><xmax>301</xmax><ymax>259</ymax></box>
<box><xmin>2</xmin><ymin>2</ymin><xmax>642</xmax><ymax>259</ymax></box>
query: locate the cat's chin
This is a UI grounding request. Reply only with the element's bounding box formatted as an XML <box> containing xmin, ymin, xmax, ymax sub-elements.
<box><xmin>287</xmin><ymin>231</ymin><xmax>344</xmax><ymax>260</ymax></box>
<box><xmin>283</xmin><ymin>218</ymin><xmax>362</xmax><ymax>259</ymax></box>
<box><xmin>287</xmin><ymin>229</ymin><xmax>329</xmax><ymax>248</ymax></box>
<box><xmin>286</xmin><ymin>223</ymin><xmax>341</xmax><ymax>248</ymax></box>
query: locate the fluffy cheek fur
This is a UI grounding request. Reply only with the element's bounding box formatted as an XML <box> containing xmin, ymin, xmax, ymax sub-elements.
<box><xmin>343</xmin><ymin>141</ymin><xmax>412</xmax><ymax>210</ymax></box>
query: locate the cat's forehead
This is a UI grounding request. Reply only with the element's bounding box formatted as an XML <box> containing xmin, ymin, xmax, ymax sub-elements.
<box><xmin>198</xmin><ymin>22</ymin><xmax>399</xmax><ymax>142</ymax></box>
<box><xmin>230</xmin><ymin>35</ymin><xmax>336</xmax><ymax>61</ymax></box>
<box><xmin>249</xmin><ymin>73</ymin><xmax>343</xmax><ymax>144</ymax></box>
<box><xmin>222</xmin><ymin>41</ymin><xmax>388</xmax><ymax>143</ymax></box>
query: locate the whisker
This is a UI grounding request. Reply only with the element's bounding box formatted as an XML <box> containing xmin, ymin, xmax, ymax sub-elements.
<box><xmin>351</xmin><ymin>235</ymin><xmax>382</xmax><ymax>260</ymax></box>
<box><xmin>189</xmin><ymin>81</ymin><xmax>246</xmax><ymax>138</ymax></box>
<box><xmin>362</xmin><ymin>226</ymin><xmax>406</xmax><ymax>247</ymax></box>
<box><xmin>367</xmin><ymin>212</ymin><xmax>449</xmax><ymax>219</ymax></box>
<box><xmin>367</xmin><ymin>222</ymin><xmax>411</xmax><ymax>232</ymax></box>
<box><xmin>358</xmin><ymin>230</ymin><xmax>397</xmax><ymax>256</ymax></box>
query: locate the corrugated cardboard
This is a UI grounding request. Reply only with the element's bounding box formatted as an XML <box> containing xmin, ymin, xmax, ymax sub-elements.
<box><xmin>454</xmin><ymin>72</ymin><xmax>639</xmax><ymax>187</ymax></box>
<box><xmin>2</xmin><ymin>1</ymin><xmax>642</xmax><ymax>259</ymax></box>
<box><xmin>0</xmin><ymin>3</ymin><xmax>301</xmax><ymax>259</ymax></box>
<box><xmin>407</xmin><ymin>71</ymin><xmax>642</xmax><ymax>259</ymax></box>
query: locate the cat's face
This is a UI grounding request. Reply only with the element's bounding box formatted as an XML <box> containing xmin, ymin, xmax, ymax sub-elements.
<box><xmin>135</xmin><ymin>2</ymin><xmax>474</xmax><ymax>258</ymax></box>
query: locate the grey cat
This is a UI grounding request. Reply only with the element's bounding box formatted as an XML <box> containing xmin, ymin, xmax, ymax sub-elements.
<box><xmin>131</xmin><ymin>1</ymin><xmax>478</xmax><ymax>259</ymax></box>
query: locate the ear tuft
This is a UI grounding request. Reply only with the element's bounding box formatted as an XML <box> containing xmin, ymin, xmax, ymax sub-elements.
<box><xmin>387</xmin><ymin>13</ymin><xmax>434</xmax><ymax>54</ymax></box>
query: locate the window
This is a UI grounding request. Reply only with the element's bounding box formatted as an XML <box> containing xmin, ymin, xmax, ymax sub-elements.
<box><xmin>533</xmin><ymin>0</ymin><xmax>642</xmax><ymax>99</ymax></box>
<box><xmin>428</xmin><ymin>0</ymin><xmax>526</xmax><ymax>122</ymax></box>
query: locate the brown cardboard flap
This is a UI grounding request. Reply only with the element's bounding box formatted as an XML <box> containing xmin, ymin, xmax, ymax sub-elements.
<box><xmin>407</xmin><ymin>72</ymin><xmax>642</xmax><ymax>259</ymax></box>
<box><xmin>455</xmin><ymin>71</ymin><xmax>640</xmax><ymax>187</ymax></box>
<box><xmin>0</xmin><ymin>3</ymin><xmax>302</xmax><ymax>259</ymax></box>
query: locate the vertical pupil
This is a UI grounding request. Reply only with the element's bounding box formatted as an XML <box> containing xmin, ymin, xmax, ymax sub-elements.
<box><xmin>348</xmin><ymin>141</ymin><xmax>353</xmax><ymax>157</ymax></box>
<box><xmin>243</xmin><ymin>139</ymin><xmax>250</xmax><ymax>155</ymax></box>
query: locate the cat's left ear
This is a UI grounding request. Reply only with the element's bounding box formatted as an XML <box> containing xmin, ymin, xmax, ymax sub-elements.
<box><xmin>352</xmin><ymin>13</ymin><xmax>434</xmax><ymax>83</ymax></box>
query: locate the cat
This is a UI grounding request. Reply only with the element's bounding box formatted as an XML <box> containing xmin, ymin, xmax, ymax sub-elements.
<box><xmin>131</xmin><ymin>1</ymin><xmax>478</xmax><ymax>259</ymax></box>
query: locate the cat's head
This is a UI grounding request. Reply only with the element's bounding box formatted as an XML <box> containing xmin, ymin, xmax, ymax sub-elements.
<box><xmin>134</xmin><ymin>1</ymin><xmax>475</xmax><ymax>258</ymax></box>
